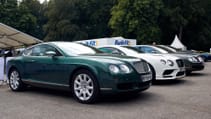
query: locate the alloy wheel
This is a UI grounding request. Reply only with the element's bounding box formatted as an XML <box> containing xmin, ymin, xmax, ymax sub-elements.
<box><xmin>9</xmin><ymin>70</ymin><xmax>20</xmax><ymax>90</ymax></box>
<box><xmin>73</xmin><ymin>74</ymin><xmax>94</xmax><ymax>101</ymax></box>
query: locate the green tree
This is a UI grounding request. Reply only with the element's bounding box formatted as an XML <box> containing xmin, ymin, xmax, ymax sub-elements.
<box><xmin>0</xmin><ymin>0</ymin><xmax>19</xmax><ymax>27</ymax></box>
<box><xmin>80</xmin><ymin>0</ymin><xmax>116</xmax><ymax>39</ymax></box>
<box><xmin>109</xmin><ymin>0</ymin><xmax>163</xmax><ymax>44</ymax></box>
<box><xmin>44</xmin><ymin>0</ymin><xmax>115</xmax><ymax>41</ymax></box>
<box><xmin>20</xmin><ymin>0</ymin><xmax>48</xmax><ymax>39</ymax></box>
<box><xmin>0</xmin><ymin>0</ymin><xmax>38</xmax><ymax>39</ymax></box>
<box><xmin>44</xmin><ymin>0</ymin><xmax>88</xmax><ymax>41</ymax></box>
<box><xmin>17</xmin><ymin>3</ymin><xmax>37</xmax><ymax>36</ymax></box>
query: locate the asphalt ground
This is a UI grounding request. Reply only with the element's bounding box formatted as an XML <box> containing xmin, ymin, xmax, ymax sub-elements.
<box><xmin>0</xmin><ymin>62</ymin><xmax>211</xmax><ymax>119</ymax></box>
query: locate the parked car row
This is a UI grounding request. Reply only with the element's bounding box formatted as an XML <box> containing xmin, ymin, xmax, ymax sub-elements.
<box><xmin>98</xmin><ymin>45</ymin><xmax>186</xmax><ymax>81</ymax></box>
<box><xmin>6</xmin><ymin>42</ymin><xmax>205</xmax><ymax>104</ymax></box>
<box><xmin>133</xmin><ymin>45</ymin><xmax>205</xmax><ymax>74</ymax></box>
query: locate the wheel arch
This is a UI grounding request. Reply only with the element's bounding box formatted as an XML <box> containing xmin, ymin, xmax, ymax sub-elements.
<box><xmin>7</xmin><ymin>60</ymin><xmax>24</xmax><ymax>79</ymax></box>
<box><xmin>147</xmin><ymin>62</ymin><xmax>156</xmax><ymax>81</ymax></box>
<box><xmin>69</xmin><ymin>65</ymin><xmax>99</xmax><ymax>86</ymax></box>
<box><xmin>7</xmin><ymin>65</ymin><xmax>19</xmax><ymax>78</ymax></box>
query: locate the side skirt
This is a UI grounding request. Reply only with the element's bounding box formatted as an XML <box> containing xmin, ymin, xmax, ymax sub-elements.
<box><xmin>22</xmin><ymin>79</ymin><xmax>70</xmax><ymax>91</ymax></box>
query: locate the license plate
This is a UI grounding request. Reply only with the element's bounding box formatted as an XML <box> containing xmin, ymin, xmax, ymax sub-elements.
<box><xmin>141</xmin><ymin>74</ymin><xmax>152</xmax><ymax>82</ymax></box>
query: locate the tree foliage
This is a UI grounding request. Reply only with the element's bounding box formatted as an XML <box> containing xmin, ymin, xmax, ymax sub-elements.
<box><xmin>44</xmin><ymin>0</ymin><xmax>115</xmax><ymax>41</ymax></box>
<box><xmin>109</xmin><ymin>0</ymin><xmax>163</xmax><ymax>44</ymax></box>
<box><xmin>1</xmin><ymin>0</ymin><xmax>211</xmax><ymax>51</ymax></box>
<box><xmin>20</xmin><ymin>0</ymin><xmax>48</xmax><ymax>39</ymax></box>
<box><xmin>159</xmin><ymin>0</ymin><xmax>211</xmax><ymax>51</ymax></box>
<box><xmin>0</xmin><ymin>0</ymin><xmax>20</xmax><ymax>27</ymax></box>
<box><xmin>0</xmin><ymin>0</ymin><xmax>46</xmax><ymax>39</ymax></box>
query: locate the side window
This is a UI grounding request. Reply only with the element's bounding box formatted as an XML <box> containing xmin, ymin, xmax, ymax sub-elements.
<box><xmin>98</xmin><ymin>47</ymin><xmax>113</xmax><ymax>53</ymax></box>
<box><xmin>141</xmin><ymin>46</ymin><xmax>156</xmax><ymax>53</ymax></box>
<box><xmin>101</xmin><ymin>47</ymin><xmax>125</xmax><ymax>55</ymax></box>
<box><xmin>23</xmin><ymin>48</ymin><xmax>33</xmax><ymax>56</ymax></box>
<box><xmin>24</xmin><ymin>44</ymin><xmax>62</xmax><ymax>56</ymax></box>
<box><xmin>32</xmin><ymin>46</ymin><xmax>43</xmax><ymax>56</ymax></box>
<box><xmin>137</xmin><ymin>47</ymin><xmax>145</xmax><ymax>53</ymax></box>
<box><xmin>43</xmin><ymin>45</ymin><xmax>59</xmax><ymax>56</ymax></box>
<box><xmin>110</xmin><ymin>48</ymin><xmax>124</xmax><ymax>55</ymax></box>
<box><xmin>40</xmin><ymin>45</ymin><xmax>62</xmax><ymax>56</ymax></box>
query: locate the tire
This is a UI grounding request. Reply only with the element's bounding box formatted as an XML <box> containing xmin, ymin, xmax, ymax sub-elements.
<box><xmin>9</xmin><ymin>68</ymin><xmax>26</xmax><ymax>91</ymax></box>
<box><xmin>204</xmin><ymin>58</ymin><xmax>207</xmax><ymax>62</ymax></box>
<box><xmin>71</xmin><ymin>69</ymin><xmax>100</xmax><ymax>104</ymax></box>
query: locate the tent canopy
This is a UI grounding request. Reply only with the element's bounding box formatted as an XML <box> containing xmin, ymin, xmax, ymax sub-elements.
<box><xmin>170</xmin><ymin>35</ymin><xmax>187</xmax><ymax>50</ymax></box>
<box><xmin>0</xmin><ymin>23</ymin><xmax>43</xmax><ymax>49</ymax></box>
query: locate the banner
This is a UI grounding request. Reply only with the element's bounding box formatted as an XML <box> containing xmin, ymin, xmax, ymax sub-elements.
<box><xmin>0</xmin><ymin>57</ymin><xmax>14</xmax><ymax>81</ymax></box>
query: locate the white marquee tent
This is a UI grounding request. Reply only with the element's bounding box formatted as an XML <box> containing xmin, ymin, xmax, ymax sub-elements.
<box><xmin>0</xmin><ymin>23</ymin><xmax>42</xmax><ymax>49</ymax></box>
<box><xmin>0</xmin><ymin>23</ymin><xmax>42</xmax><ymax>82</ymax></box>
<box><xmin>170</xmin><ymin>35</ymin><xmax>187</xmax><ymax>51</ymax></box>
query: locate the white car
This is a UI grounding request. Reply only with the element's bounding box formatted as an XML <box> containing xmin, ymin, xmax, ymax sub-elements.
<box><xmin>135</xmin><ymin>45</ymin><xmax>204</xmax><ymax>74</ymax></box>
<box><xmin>98</xmin><ymin>45</ymin><xmax>185</xmax><ymax>81</ymax></box>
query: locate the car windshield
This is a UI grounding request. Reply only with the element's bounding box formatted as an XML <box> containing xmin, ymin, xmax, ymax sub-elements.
<box><xmin>167</xmin><ymin>45</ymin><xmax>183</xmax><ymax>51</ymax></box>
<box><xmin>122</xmin><ymin>46</ymin><xmax>144</xmax><ymax>53</ymax></box>
<box><xmin>55</xmin><ymin>42</ymin><xmax>102</xmax><ymax>55</ymax></box>
<box><xmin>156</xmin><ymin>45</ymin><xmax>175</xmax><ymax>53</ymax></box>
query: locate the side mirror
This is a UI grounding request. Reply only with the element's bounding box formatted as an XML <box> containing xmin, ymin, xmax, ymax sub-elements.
<box><xmin>45</xmin><ymin>51</ymin><xmax>56</xmax><ymax>57</ymax></box>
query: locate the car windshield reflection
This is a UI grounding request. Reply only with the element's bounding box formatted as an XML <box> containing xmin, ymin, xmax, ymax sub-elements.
<box><xmin>54</xmin><ymin>42</ymin><xmax>102</xmax><ymax>55</ymax></box>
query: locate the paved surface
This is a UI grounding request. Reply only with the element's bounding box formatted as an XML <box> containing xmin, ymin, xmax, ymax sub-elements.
<box><xmin>0</xmin><ymin>63</ymin><xmax>211</xmax><ymax>119</ymax></box>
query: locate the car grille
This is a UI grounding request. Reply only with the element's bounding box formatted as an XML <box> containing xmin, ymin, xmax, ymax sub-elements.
<box><xmin>163</xmin><ymin>70</ymin><xmax>174</xmax><ymax>75</ymax></box>
<box><xmin>176</xmin><ymin>71</ymin><xmax>185</xmax><ymax>76</ymax></box>
<box><xmin>176</xmin><ymin>59</ymin><xmax>184</xmax><ymax>67</ymax></box>
<box><xmin>132</xmin><ymin>61</ymin><xmax>150</xmax><ymax>73</ymax></box>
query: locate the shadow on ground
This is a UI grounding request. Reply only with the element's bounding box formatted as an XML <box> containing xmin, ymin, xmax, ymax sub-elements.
<box><xmin>186</xmin><ymin>72</ymin><xmax>210</xmax><ymax>77</ymax></box>
<box><xmin>11</xmin><ymin>86</ymin><xmax>158</xmax><ymax>105</ymax></box>
<box><xmin>26</xmin><ymin>87</ymin><xmax>73</xmax><ymax>98</ymax></box>
<box><xmin>98</xmin><ymin>91</ymin><xmax>157</xmax><ymax>104</ymax></box>
<box><xmin>152</xmin><ymin>79</ymin><xmax>188</xmax><ymax>86</ymax></box>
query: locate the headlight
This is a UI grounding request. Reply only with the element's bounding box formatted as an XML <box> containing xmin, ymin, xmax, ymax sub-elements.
<box><xmin>167</xmin><ymin>60</ymin><xmax>174</xmax><ymax>66</ymax></box>
<box><xmin>119</xmin><ymin>64</ymin><xmax>131</xmax><ymax>73</ymax></box>
<box><xmin>109</xmin><ymin>65</ymin><xmax>120</xmax><ymax>74</ymax></box>
<box><xmin>197</xmin><ymin>56</ymin><xmax>204</xmax><ymax>62</ymax></box>
<box><xmin>188</xmin><ymin>57</ymin><xmax>198</xmax><ymax>63</ymax></box>
<box><xmin>188</xmin><ymin>57</ymin><xmax>193</xmax><ymax>62</ymax></box>
<box><xmin>160</xmin><ymin>59</ymin><xmax>166</xmax><ymax>65</ymax></box>
<box><xmin>109</xmin><ymin>64</ymin><xmax>132</xmax><ymax>74</ymax></box>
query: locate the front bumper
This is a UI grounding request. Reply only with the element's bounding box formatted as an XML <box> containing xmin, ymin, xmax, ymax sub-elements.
<box><xmin>99</xmin><ymin>72</ymin><xmax>152</xmax><ymax>94</ymax></box>
<box><xmin>156</xmin><ymin>67</ymin><xmax>186</xmax><ymax>80</ymax></box>
<box><xmin>185</xmin><ymin>62</ymin><xmax>204</xmax><ymax>72</ymax></box>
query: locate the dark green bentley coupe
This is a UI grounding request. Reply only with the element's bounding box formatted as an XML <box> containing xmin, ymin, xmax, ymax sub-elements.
<box><xmin>7</xmin><ymin>42</ymin><xmax>152</xmax><ymax>103</ymax></box>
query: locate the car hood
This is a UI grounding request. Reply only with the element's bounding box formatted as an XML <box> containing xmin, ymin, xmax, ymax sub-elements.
<box><xmin>136</xmin><ymin>53</ymin><xmax>180</xmax><ymax>60</ymax></box>
<box><xmin>169</xmin><ymin>53</ymin><xmax>198</xmax><ymax>59</ymax></box>
<box><xmin>78</xmin><ymin>53</ymin><xmax>141</xmax><ymax>64</ymax></box>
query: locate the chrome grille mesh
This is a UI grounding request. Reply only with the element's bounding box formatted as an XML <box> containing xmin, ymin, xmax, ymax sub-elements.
<box><xmin>176</xmin><ymin>59</ymin><xmax>184</xmax><ymax>67</ymax></box>
<box><xmin>132</xmin><ymin>61</ymin><xmax>149</xmax><ymax>73</ymax></box>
